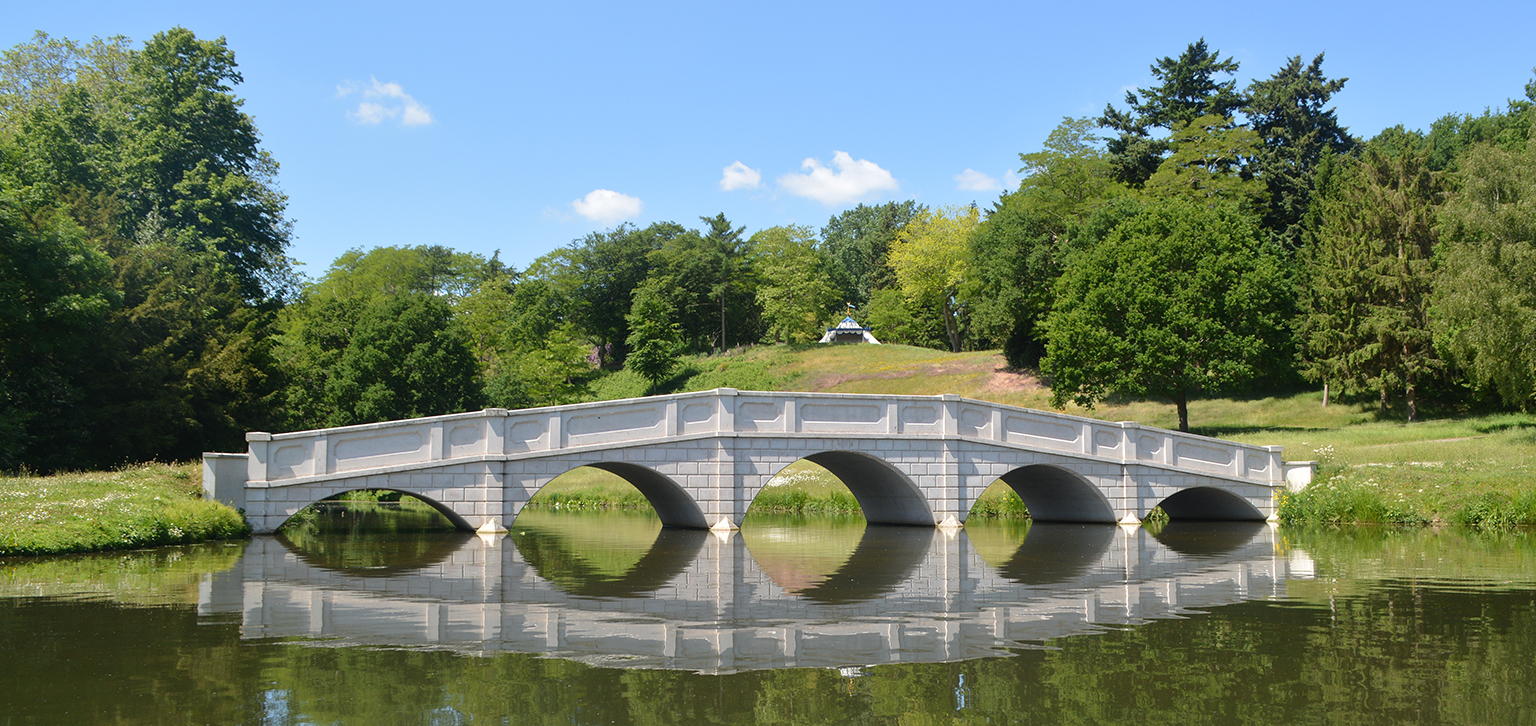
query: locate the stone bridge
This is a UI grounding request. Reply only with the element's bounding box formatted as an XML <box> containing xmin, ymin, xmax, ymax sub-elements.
<box><xmin>202</xmin><ymin>390</ymin><xmax>1316</xmax><ymax>534</ymax></box>
<box><xmin>197</xmin><ymin>523</ymin><xmax>1314</xmax><ymax>673</ymax></box>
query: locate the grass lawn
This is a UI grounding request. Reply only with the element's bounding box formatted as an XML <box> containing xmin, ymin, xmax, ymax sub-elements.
<box><xmin>0</xmin><ymin>462</ymin><xmax>249</xmax><ymax>557</ymax></box>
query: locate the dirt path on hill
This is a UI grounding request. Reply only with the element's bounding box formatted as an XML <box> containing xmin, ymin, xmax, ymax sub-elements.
<box><xmin>797</xmin><ymin>353</ymin><xmax>1046</xmax><ymax>396</ymax></box>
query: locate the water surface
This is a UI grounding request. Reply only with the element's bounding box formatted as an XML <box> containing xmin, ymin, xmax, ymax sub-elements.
<box><xmin>2</xmin><ymin>512</ymin><xmax>1533</xmax><ymax>724</ymax></box>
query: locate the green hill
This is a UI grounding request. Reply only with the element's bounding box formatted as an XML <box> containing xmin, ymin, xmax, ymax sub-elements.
<box><xmin>539</xmin><ymin>343</ymin><xmax>1536</xmax><ymax>527</ymax></box>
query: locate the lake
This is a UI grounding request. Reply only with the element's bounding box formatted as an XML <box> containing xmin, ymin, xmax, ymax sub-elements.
<box><xmin>2</xmin><ymin>508</ymin><xmax>1534</xmax><ymax>724</ymax></box>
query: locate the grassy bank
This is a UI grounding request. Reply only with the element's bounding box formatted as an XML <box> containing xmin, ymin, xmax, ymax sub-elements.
<box><xmin>0</xmin><ymin>462</ymin><xmax>249</xmax><ymax>557</ymax></box>
<box><xmin>1228</xmin><ymin>409</ymin><xmax>1536</xmax><ymax>527</ymax></box>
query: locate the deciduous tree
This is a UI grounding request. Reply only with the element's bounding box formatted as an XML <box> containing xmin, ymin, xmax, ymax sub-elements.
<box><xmin>1431</xmin><ymin>139</ymin><xmax>1536</xmax><ymax>409</ymax></box>
<box><xmin>1042</xmin><ymin>198</ymin><xmax>1290</xmax><ymax>431</ymax></box>
<box><xmin>889</xmin><ymin>205</ymin><xmax>979</xmax><ymax>352</ymax></box>
<box><xmin>624</xmin><ymin>278</ymin><xmax>683</xmax><ymax>391</ymax></box>
<box><xmin>750</xmin><ymin>225</ymin><xmax>838</xmax><ymax>343</ymax></box>
<box><xmin>319</xmin><ymin>293</ymin><xmax>482</xmax><ymax>426</ymax></box>
<box><xmin>821</xmin><ymin>201</ymin><xmax>921</xmax><ymax>306</ymax></box>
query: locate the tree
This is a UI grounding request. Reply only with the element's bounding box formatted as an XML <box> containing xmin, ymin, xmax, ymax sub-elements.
<box><xmin>0</xmin><ymin>192</ymin><xmax>114</xmax><ymax>470</ymax></box>
<box><xmin>967</xmin><ymin>195</ymin><xmax>1064</xmax><ymax>366</ymax></box>
<box><xmin>1431</xmin><ymin>139</ymin><xmax>1536</xmax><ymax>409</ymax></box>
<box><xmin>888</xmin><ymin>205</ymin><xmax>979</xmax><ymax>352</ymax></box>
<box><xmin>1015</xmin><ymin>117</ymin><xmax>1126</xmax><ymax>227</ymax></box>
<box><xmin>821</xmin><ymin>201</ymin><xmax>921</xmax><ymax>306</ymax></box>
<box><xmin>0</xmin><ymin>31</ymin><xmax>132</xmax><ymax>140</ymax></box>
<box><xmin>973</xmin><ymin>120</ymin><xmax>1133</xmax><ymax>367</ymax></box>
<box><xmin>854</xmin><ymin>287</ymin><xmax>941</xmax><ymax>349</ymax></box>
<box><xmin>113</xmin><ymin>28</ymin><xmax>294</xmax><ymax>301</ymax></box>
<box><xmin>699</xmin><ymin>213</ymin><xmax>754</xmax><ymax>351</ymax></box>
<box><xmin>646</xmin><ymin>215</ymin><xmax>759</xmax><ymax>353</ymax></box>
<box><xmin>624</xmin><ymin>278</ymin><xmax>683</xmax><ymax>391</ymax></box>
<box><xmin>1142</xmin><ymin>114</ymin><xmax>1266</xmax><ymax>213</ymax></box>
<box><xmin>1246</xmin><ymin>53</ymin><xmax>1356</xmax><ymax>247</ymax></box>
<box><xmin>318</xmin><ymin>294</ymin><xmax>482</xmax><ymax>426</ymax></box>
<box><xmin>0</xmin><ymin>29</ymin><xmax>293</xmax><ymax>469</ymax></box>
<box><xmin>304</xmin><ymin>244</ymin><xmax>500</xmax><ymax>307</ymax></box>
<box><xmin>472</xmin><ymin>268</ymin><xmax>594</xmax><ymax>410</ymax></box>
<box><xmin>1042</xmin><ymin>198</ymin><xmax>1291</xmax><ymax>432</ymax></box>
<box><xmin>89</xmin><ymin>243</ymin><xmax>283</xmax><ymax>463</ymax></box>
<box><xmin>1424</xmin><ymin>71</ymin><xmax>1535</xmax><ymax>171</ymax></box>
<box><xmin>483</xmin><ymin>324</ymin><xmax>593</xmax><ymax>409</ymax></box>
<box><xmin>750</xmin><ymin>225</ymin><xmax>839</xmax><ymax>343</ymax></box>
<box><xmin>570</xmin><ymin>222</ymin><xmax>679</xmax><ymax>367</ymax></box>
<box><xmin>1099</xmin><ymin>39</ymin><xmax>1245</xmax><ymax>187</ymax></box>
<box><xmin>1296</xmin><ymin>148</ymin><xmax>1444</xmax><ymax>421</ymax></box>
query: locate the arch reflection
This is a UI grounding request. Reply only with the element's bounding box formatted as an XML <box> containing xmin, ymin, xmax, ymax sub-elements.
<box><xmin>511</xmin><ymin>509</ymin><xmax>707</xmax><ymax>598</ymax></box>
<box><xmin>988</xmin><ymin>522</ymin><xmax>1117</xmax><ymax>586</ymax></box>
<box><xmin>795</xmin><ymin>525</ymin><xmax>935</xmax><ymax>604</ymax></box>
<box><xmin>742</xmin><ymin>516</ymin><xmax>933</xmax><ymax>604</ymax></box>
<box><xmin>277</xmin><ymin>494</ymin><xmax>472</xmax><ymax>577</ymax></box>
<box><xmin>1151</xmin><ymin>521</ymin><xmax>1268</xmax><ymax>558</ymax></box>
<box><xmin>225</xmin><ymin>516</ymin><xmax>1307</xmax><ymax>674</ymax></box>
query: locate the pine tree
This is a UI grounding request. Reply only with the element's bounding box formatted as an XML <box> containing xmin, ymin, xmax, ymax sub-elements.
<box><xmin>1297</xmin><ymin>148</ymin><xmax>1444</xmax><ymax>421</ymax></box>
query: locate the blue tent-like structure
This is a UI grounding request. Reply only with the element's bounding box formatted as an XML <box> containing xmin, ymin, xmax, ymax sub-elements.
<box><xmin>819</xmin><ymin>316</ymin><xmax>882</xmax><ymax>344</ymax></box>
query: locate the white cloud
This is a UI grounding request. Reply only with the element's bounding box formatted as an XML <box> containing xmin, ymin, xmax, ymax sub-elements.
<box><xmin>1003</xmin><ymin>169</ymin><xmax>1022</xmax><ymax>190</ymax></box>
<box><xmin>778</xmin><ymin>151</ymin><xmax>899</xmax><ymax>206</ymax></box>
<box><xmin>339</xmin><ymin>76</ymin><xmax>433</xmax><ymax>126</ymax></box>
<box><xmin>571</xmin><ymin>189</ymin><xmax>643</xmax><ymax>224</ymax></box>
<box><xmin>955</xmin><ymin>168</ymin><xmax>1002</xmax><ymax>192</ymax></box>
<box><xmin>720</xmin><ymin>161</ymin><xmax>762</xmax><ymax>191</ymax></box>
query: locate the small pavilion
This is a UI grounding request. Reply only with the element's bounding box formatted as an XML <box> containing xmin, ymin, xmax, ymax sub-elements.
<box><xmin>819</xmin><ymin>316</ymin><xmax>882</xmax><ymax>344</ymax></box>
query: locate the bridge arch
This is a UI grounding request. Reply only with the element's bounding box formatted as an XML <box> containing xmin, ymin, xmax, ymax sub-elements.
<box><xmin>274</xmin><ymin>488</ymin><xmax>476</xmax><ymax>533</ymax></box>
<box><xmin>993</xmin><ymin>464</ymin><xmax>1117</xmax><ymax>523</ymax></box>
<box><xmin>1155</xmin><ymin>486</ymin><xmax>1267</xmax><ymax>521</ymax></box>
<box><xmin>796</xmin><ymin>451</ymin><xmax>933</xmax><ymax>526</ymax></box>
<box><xmin>573</xmin><ymin>462</ymin><xmax>710</xmax><ymax>529</ymax></box>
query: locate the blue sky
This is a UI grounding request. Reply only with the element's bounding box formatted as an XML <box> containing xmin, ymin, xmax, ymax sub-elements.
<box><xmin>10</xmin><ymin>1</ymin><xmax>1536</xmax><ymax>276</ymax></box>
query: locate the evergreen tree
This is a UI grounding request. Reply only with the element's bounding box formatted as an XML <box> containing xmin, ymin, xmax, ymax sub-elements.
<box><xmin>1246</xmin><ymin>53</ymin><xmax>1356</xmax><ymax>248</ymax></box>
<box><xmin>1297</xmin><ymin>148</ymin><xmax>1444</xmax><ymax>421</ymax></box>
<box><xmin>1142</xmin><ymin>114</ymin><xmax>1266</xmax><ymax>213</ymax></box>
<box><xmin>1099</xmin><ymin>39</ymin><xmax>1245</xmax><ymax>187</ymax></box>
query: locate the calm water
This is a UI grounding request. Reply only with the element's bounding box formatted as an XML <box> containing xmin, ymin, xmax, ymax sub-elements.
<box><xmin>3</xmin><ymin>508</ymin><xmax>1535</xmax><ymax>725</ymax></box>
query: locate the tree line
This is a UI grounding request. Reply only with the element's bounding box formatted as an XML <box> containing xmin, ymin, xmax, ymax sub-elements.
<box><xmin>4</xmin><ymin>30</ymin><xmax>1535</xmax><ymax>472</ymax></box>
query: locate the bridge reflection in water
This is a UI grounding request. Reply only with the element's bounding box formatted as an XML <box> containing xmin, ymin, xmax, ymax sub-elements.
<box><xmin>200</xmin><ymin>517</ymin><xmax>1307</xmax><ymax>674</ymax></box>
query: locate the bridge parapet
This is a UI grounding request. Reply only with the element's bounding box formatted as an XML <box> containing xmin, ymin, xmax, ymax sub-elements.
<box><xmin>237</xmin><ymin>389</ymin><xmax>1288</xmax><ymax>488</ymax></box>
